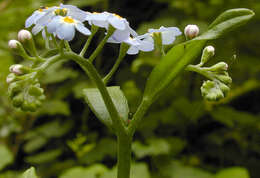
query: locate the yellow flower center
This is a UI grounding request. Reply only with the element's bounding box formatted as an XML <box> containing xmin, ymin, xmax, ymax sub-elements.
<box><xmin>38</xmin><ymin>6</ymin><xmax>48</xmax><ymax>12</ymax></box>
<box><xmin>63</xmin><ymin>16</ymin><xmax>75</xmax><ymax>23</ymax></box>
<box><xmin>113</xmin><ymin>13</ymin><xmax>123</xmax><ymax>19</ymax></box>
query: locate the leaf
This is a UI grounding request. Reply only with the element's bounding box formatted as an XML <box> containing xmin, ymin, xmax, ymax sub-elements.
<box><xmin>101</xmin><ymin>163</ymin><xmax>150</xmax><ymax>178</ymax></box>
<box><xmin>164</xmin><ymin>161</ymin><xmax>214</xmax><ymax>178</ymax></box>
<box><xmin>0</xmin><ymin>144</ymin><xmax>13</xmax><ymax>171</ymax></box>
<box><xmin>144</xmin><ymin>40</ymin><xmax>206</xmax><ymax>102</ymax></box>
<box><xmin>83</xmin><ymin>86</ymin><xmax>129</xmax><ymax>128</ymax></box>
<box><xmin>25</xmin><ymin>149</ymin><xmax>62</xmax><ymax>164</ymax></box>
<box><xmin>197</xmin><ymin>8</ymin><xmax>255</xmax><ymax>40</ymax></box>
<box><xmin>215</xmin><ymin>167</ymin><xmax>250</xmax><ymax>178</ymax></box>
<box><xmin>143</xmin><ymin>8</ymin><xmax>254</xmax><ymax>103</ymax></box>
<box><xmin>36</xmin><ymin>100</ymin><xmax>70</xmax><ymax>116</ymax></box>
<box><xmin>132</xmin><ymin>138</ymin><xmax>170</xmax><ymax>158</ymax></box>
<box><xmin>22</xmin><ymin>167</ymin><xmax>38</xmax><ymax>178</ymax></box>
<box><xmin>59</xmin><ymin>164</ymin><xmax>108</xmax><ymax>178</ymax></box>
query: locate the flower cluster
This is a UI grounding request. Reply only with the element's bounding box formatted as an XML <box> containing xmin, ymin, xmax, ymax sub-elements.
<box><xmin>25</xmin><ymin>3</ymin><xmax>182</xmax><ymax>54</ymax></box>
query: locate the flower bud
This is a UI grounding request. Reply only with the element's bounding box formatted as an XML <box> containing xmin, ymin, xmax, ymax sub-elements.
<box><xmin>18</xmin><ymin>29</ymin><xmax>32</xmax><ymax>42</ymax></box>
<box><xmin>215</xmin><ymin>74</ymin><xmax>232</xmax><ymax>85</ymax></box>
<box><xmin>184</xmin><ymin>25</ymin><xmax>199</xmax><ymax>39</ymax></box>
<box><xmin>8</xmin><ymin>40</ymin><xmax>20</xmax><ymax>49</ymax></box>
<box><xmin>6</xmin><ymin>73</ymin><xmax>17</xmax><ymax>83</ymax></box>
<box><xmin>201</xmin><ymin>80</ymin><xmax>224</xmax><ymax>101</ymax></box>
<box><xmin>9</xmin><ymin>64</ymin><xmax>31</xmax><ymax>75</ymax></box>
<box><xmin>200</xmin><ymin>46</ymin><xmax>215</xmax><ymax>65</ymax></box>
<box><xmin>208</xmin><ymin>62</ymin><xmax>228</xmax><ymax>72</ymax></box>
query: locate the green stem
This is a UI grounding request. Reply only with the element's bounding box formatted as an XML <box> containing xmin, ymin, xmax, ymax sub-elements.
<box><xmin>117</xmin><ymin>134</ymin><xmax>132</xmax><ymax>178</ymax></box>
<box><xmin>65</xmin><ymin>41</ymin><xmax>72</xmax><ymax>51</ymax></box>
<box><xmin>103</xmin><ymin>43</ymin><xmax>129</xmax><ymax>84</ymax></box>
<box><xmin>127</xmin><ymin>98</ymin><xmax>151</xmax><ymax>136</ymax></box>
<box><xmin>186</xmin><ymin>64</ymin><xmax>215</xmax><ymax>80</ymax></box>
<box><xmin>80</xmin><ymin>25</ymin><xmax>99</xmax><ymax>57</ymax></box>
<box><xmin>51</xmin><ymin>34</ymin><xmax>59</xmax><ymax>49</ymax></box>
<box><xmin>63</xmin><ymin>52</ymin><xmax>126</xmax><ymax>134</ymax></box>
<box><xmin>89</xmin><ymin>26</ymin><xmax>115</xmax><ymax>63</ymax></box>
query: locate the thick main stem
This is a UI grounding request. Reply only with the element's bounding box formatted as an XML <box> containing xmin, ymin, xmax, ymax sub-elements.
<box><xmin>117</xmin><ymin>134</ymin><xmax>132</xmax><ymax>178</ymax></box>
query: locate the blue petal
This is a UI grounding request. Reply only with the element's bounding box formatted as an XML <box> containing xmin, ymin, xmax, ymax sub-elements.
<box><xmin>32</xmin><ymin>24</ymin><xmax>44</xmax><ymax>35</ymax></box>
<box><xmin>111</xmin><ymin>28</ymin><xmax>130</xmax><ymax>42</ymax></box>
<box><xmin>108</xmin><ymin>16</ymin><xmax>126</xmax><ymax>30</ymax></box>
<box><xmin>25</xmin><ymin>11</ymin><xmax>38</xmax><ymax>28</ymax></box>
<box><xmin>127</xmin><ymin>46</ymin><xmax>139</xmax><ymax>55</ymax></box>
<box><xmin>75</xmin><ymin>22</ymin><xmax>91</xmax><ymax>35</ymax></box>
<box><xmin>47</xmin><ymin>16</ymin><xmax>61</xmax><ymax>33</ymax></box>
<box><xmin>56</xmin><ymin>23</ymin><xmax>75</xmax><ymax>41</ymax></box>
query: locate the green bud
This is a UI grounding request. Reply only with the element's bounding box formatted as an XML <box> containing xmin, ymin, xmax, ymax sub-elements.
<box><xmin>215</xmin><ymin>72</ymin><xmax>232</xmax><ymax>85</ymax></box>
<box><xmin>12</xmin><ymin>93</ymin><xmax>24</xmax><ymax>107</ymax></box>
<box><xmin>200</xmin><ymin>46</ymin><xmax>215</xmax><ymax>65</ymax></box>
<box><xmin>201</xmin><ymin>80</ymin><xmax>224</xmax><ymax>101</ymax></box>
<box><xmin>219</xmin><ymin>82</ymin><xmax>230</xmax><ymax>96</ymax></box>
<box><xmin>28</xmin><ymin>85</ymin><xmax>44</xmax><ymax>96</ymax></box>
<box><xmin>208</xmin><ymin>62</ymin><xmax>228</xmax><ymax>72</ymax></box>
<box><xmin>8</xmin><ymin>82</ymin><xmax>22</xmax><ymax>98</ymax></box>
<box><xmin>21</xmin><ymin>101</ymin><xmax>37</xmax><ymax>112</ymax></box>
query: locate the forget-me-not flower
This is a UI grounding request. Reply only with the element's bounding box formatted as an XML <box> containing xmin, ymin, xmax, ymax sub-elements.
<box><xmin>47</xmin><ymin>16</ymin><xmax>91</xmax><ymax>41</ymax></box>
<box><xmin>87</xmin><ymin>12</ymin><xmax>137</xmax><ymax>42</ymax></box>
<box><xmin>147</xmin><ymin>26</ymin><xmax>182</xmax><ymax>45</ymax></box>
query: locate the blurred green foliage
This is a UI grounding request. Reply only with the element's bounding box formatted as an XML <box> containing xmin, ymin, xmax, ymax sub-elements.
<box><xmin>0</xmin><ymin>0</ymin><xmax>259</xmax><ymax>178</ymax></box>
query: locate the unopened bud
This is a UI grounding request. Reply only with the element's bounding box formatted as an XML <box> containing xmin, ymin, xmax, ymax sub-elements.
<box><xmin>8</xmin><ymin>40</ymin><xmax>20</xmax><ymax>49</ymax></box>
<box><xmin>215</xmin><ymin>72</ymin><xmax>232</xmax><ymax>85</ymax></box>
<box><xmin>18</xmin><ymin>29</ymin><xmax>32</xmax><ymax>42</ymax></box>
<box><xmin>200</xmin><ymin>46</ymin><xmax>215</xmax><ymax>65</ymax></box>
<box><xmin>184</xmin><ymin>25</ymin><xmax>199</xmax><ymax>39</ymax></box>
<box><xmin>9</xmin><ymin>64</ymin><xmax>23</xmax><ymax>75</ymax></box>
<box><xmin>9</xmin><ymin>64</ymin><xmax>31</xmax><ymax>75</ymax></box>
<box><xmin>209</xmin><ymin>62</ymin><xmax>228</xmax><ymax>72</ymax></box>
<box><xmin>6</xmin><ymin>73</ymin><xmax>16</xmax><ymax>83</ymax></box>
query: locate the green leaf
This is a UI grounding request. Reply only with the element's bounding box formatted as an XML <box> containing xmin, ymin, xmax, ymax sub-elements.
<box><xmin>144</xmin><ymin>40</ymin><xmax>206</xmax><ymax>102</ymax></box>
<box><xmin>132</xmin><ymin>138</ymin><xmax>170</xmax><ymax>158</ymax></box>
<box><xmin>83</xmin><ymin>86</ymin><xmax>129</xmax><ymax>128</ymax></box>
<box><xmin>59</xmin><ymin>164</ymin><xmax>108</xmax><ymax>178</ymax></box>
<box><xmin>0</xmin><ymin>144</ymin><xmax>13</xmax><ymax>171</ymax></box>
<box><xmin>197</xmin><ymin>8</ymin><xmax>255</xmax><ymax>40</ymax></box>
<box><xmin>143</xmin><ymin>8</ymin><xmax>254</xmax><ymax>103</ymax></box>
<box><xmin>164</xmin><ymin>161</ymin><xmax>214</xmax><ymax>178</ymax></box>
<box><xmin>22</xmin><ymin>167</ymin><xmax>38</xmax><ymax>178</ymax></box>
<box><xmin>25</xmin><ymin>149</ymin><xmax>62</xmax><ymax>164</ymax></box>
<box><xmin>215</xmin><ymin>167</ymin><xmax>250</xmax><ymax>178</ymax></box>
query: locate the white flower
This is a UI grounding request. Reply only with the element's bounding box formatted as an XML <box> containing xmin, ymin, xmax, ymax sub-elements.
<box><xmin>148</xmin><ymin>26</ymin><xmax>182</xmax><ymax>45</ymax></box>
<box><xmin>184</xmin><ymin>24</ymin><xmax>199</xmax><ymax>39</ymax></box>
<box><xmin>47</xmin><ymin>16</ymin><xmax>91</xmax><ymax>41</ymax></box>
<box><xmin>87</xmin><ymin>12</ymin><xmax>137</xmax><ymax>42</ymax></box>
<box><xmin>18</xmin><ymin>29</ymin><xmax>32</xmax><ymax>42</ymax></box>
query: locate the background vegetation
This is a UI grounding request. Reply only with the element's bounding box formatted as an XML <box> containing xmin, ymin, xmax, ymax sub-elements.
<box><xmin>0</xmin><ymin>0</ymin><xmax>259</xmax><ymax>177</ymax></box>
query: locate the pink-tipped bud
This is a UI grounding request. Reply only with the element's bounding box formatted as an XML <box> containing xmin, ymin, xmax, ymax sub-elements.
<box><xmin>9</xmin><ymin>64</ymin><xmax>23</xmax><ymax>75</ymax></box>
<box><xmin>8</xmin><ymin>40</ymin><xmax>19</xmax><ymax>49</ymax></box>
<box><xmin>18</xmin><ymin>29</ymin><xmax>32</xmax><ymax>42</ymax></box>
<box><xmin>184</xmin><ymin>24</ymin><xmax>199</xmax><ymax>39</ymax></box>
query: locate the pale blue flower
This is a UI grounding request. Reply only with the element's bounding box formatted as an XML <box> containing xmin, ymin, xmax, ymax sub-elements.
<box><xmin>87</xmin><ymin>12</ymin><xmax>137</xmax><ymax>42</ymax></box>
<box><xmin>125</xmin><ymin>35</ymin><xmax>154</xmax><ymax>55</ymax></box>
<box><xmin>48</xmin><ymin>16</ymin><xmax>91</xmax><ymax>41</ymax></box>
<box><xmin>25</xmin><ymin>7</ymin><xmax>48</xmax><ymax>28</ymax></box>
<box><xmin>148</xmin><ymin>26</ymin><xmax>182</xmax><ymax>45</ymax></box>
